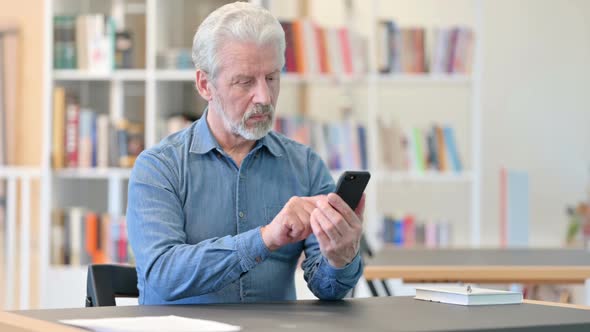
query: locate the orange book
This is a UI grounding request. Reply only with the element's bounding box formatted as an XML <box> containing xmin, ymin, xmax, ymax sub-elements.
<box><xmin>100</xmin><ymin>213</ymin><xmax>111</xmax><ymax>262</ymax></box>
<box><xmin>52</xmin><ymin>87</ymin><xmax>66</xmax><ymax>169</ymax></box>
<box><xmin>86</xmin><ymin>212</ymin><xmax>107</xmax><ymax>263</ymax></box>
<box><xmin>292</xmin><ymin>20</ymin><xmax>306</xmax><ymax>73</ymax></box>
<box><xmin>435</xmin><ymin>126</ymin><xmax>447</xmax><ymax>171</ymax></box>
<box><xmin>315</xmin><ymin>25</ymin><xmax>329</xmax><ymax>74</ymax></box>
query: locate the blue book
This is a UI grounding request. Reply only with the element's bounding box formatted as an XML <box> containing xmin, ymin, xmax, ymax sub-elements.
<box><xmin>393</xmin><ymin>219</ymin><xmax>404</xmax><ymax>246</ymax></box>
<box><xmin>443</xmin><ymin>126</ymin><xmax>462</xmax><ymax>172</ymax></box>
<box><xmin>507</xmin><ymin>170</ymin><xmax>529</xmax><ymax>246</ymax></box>
<box><xmin>90</xmin><ymin>112</ymin><xmax>97</xmax><ymax>167</ymax></box>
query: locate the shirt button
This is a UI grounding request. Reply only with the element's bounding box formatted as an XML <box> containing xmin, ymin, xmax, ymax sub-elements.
<box><xmin>239</xmin><ymin>211</ymin><xmax>245</xmax><ymax>218</ymax></box>
<box><xmin>255</xmin><ymin>256</ymin><xmax>262</xmax><ymax>263</ymax></box>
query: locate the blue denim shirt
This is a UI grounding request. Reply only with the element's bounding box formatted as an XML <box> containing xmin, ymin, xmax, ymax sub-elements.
<box><xmin>126</xmin><ymin>111</ymin><xmax>363</xmax><ymax>304</ymax></box>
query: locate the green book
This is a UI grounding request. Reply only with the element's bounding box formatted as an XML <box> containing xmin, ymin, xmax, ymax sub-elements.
<box><xmin>413</xmin><ymin>127</ymin><xmax>425</xmax><ymax>172</ymax></box>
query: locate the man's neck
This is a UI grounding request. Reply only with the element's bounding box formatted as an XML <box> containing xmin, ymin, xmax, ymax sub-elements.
<box><xmin>206</xmin><ymin>109</ymin><xmax>256</xmax><ymax>166</ymax></box>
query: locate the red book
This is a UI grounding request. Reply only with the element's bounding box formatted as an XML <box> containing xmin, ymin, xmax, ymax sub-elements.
<box><xmin>315</xmin><ymin>25</ymin><xmax>329</xmax><ymax>74</ymax></box>
<box><xmin>280</xmin><ymin>22</ymin><xmax>297</xmax><ymax>73</ymax></box>
<box><xmin>292</xmin><ymin>20</ymin><xmax>306</xmax><ymax>73</ymax></box>
<box><xmin>338</xmin><ymin>28</ymin><xmax>353</xmax><ymax>74</ymax></box>
<box><xmin>500</xmin><ymin>167</ymin><xmax>507</xmax><ymax>247</ymax></box>
<box><xmin>65</xmin><ymin>101</ymin><xmax>79</xmax><ymax>168</ymax></box>
<box><xmin>414</xmin><ymin>28</ymin><xmax>426</xmax><ymax>73</ymax></box>
<box><xmin>403</xmin><ymin>215</ymin><xmax>416</xmax><ymax>247</ymax></box>
<box><xmin>118</xmin><ymin>217</ymin><xmax>128</xmax><ymax>263</ymax></box>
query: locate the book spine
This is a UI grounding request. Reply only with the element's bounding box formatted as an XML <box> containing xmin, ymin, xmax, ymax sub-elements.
<box><xmin>52</xmin><ymin>87</ymin><xmax>66</xmax><ymax>169</ymax></box>
<box><xmin>65</xmin><ymin>102</ymin><xmax>79</xmax><ymax>168</ymax></box>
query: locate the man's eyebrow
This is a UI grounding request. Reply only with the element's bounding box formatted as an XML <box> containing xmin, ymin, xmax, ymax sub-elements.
<box><xmin>232</xmin><ymin>74</ymin><xmax>253</xmax><ymax>81</ymax></box>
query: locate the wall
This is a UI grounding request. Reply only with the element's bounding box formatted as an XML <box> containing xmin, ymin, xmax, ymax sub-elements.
<box><xmin>480</xmin><ymin>0</ymin><xmax>590</xmax><ymax>246</ymax></box>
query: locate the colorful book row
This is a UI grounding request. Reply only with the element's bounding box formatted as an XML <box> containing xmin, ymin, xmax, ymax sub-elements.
<box><xmin>274</xmin><ymin>116</ymin><xmax>368</xmax><ymax>171</ymax></box>
<box><xmin>376</xmin><ymin>21</ymin><xmax>474</xmax><ymax>74</ymax></box>
<box><xmin>382</xmin><ymin>214</ymin><xmax>452</xmax><ymax>248</ymax></box>
<box><xmin>51</xmin><ymin>209</ymin><xmax>133</xmax><ymax>266</ymax></box>
<box><xmin>280</xmin><ymin>20</ymin><xmax>367</xmax><ymax>75</ymax></box>
<box><xmin>379</xmin><ymin>122</ymin><xmax>463</xmax><ymax>172</ymax></box>
<box><xmin>52</xmin><ymin>87</ymin><xmax>144</xmax><ymax>169</ymax></box>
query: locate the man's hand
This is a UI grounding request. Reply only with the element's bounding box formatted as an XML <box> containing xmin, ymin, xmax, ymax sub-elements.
<box><xmin>260</xmin><ymin>196</ymin><xmax>324</xmax><ymax>251</ymax></box>
<box><xmin>310</xmin><ymin>193</ymin><xmax>365</xmax><ymax>268</ymax></box>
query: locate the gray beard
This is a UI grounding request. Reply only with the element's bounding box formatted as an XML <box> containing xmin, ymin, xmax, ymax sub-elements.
<box><xmin>214</xmin><ymin>100</ymin><xmax>275</xmax><ymax>141</ymax></box>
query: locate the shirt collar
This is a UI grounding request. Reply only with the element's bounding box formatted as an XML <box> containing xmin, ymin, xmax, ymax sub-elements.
<box><xmin>257</xmin><ymin>131</ymin><xmax>282</xmax><ymax>157</ymax></box>
<box><xmin>189</xmin><ymin>108</ymin><xmax>220</xmax><ymax>154</ymax></box>
<box><xmin>189</xmin><ymin>108</ymin><xmax>282</xmax><ymax>157</ymax></box>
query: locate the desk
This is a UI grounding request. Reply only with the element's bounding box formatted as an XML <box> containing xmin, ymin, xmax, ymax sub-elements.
<box><xmin>364</xmin><ymin>248</ymin><xmax>590</xmax><ymax>303</ymax></box>
<box><xmin>3</xmin><ymin>297</ymin><xmax>590</xmax><ymax>332</ymax></box>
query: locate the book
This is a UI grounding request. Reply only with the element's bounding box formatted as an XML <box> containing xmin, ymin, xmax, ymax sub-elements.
<box><xmin>415</xmin><ymin>286</ymin><xmax>523</xmax><ymax>306</ymax></box>
<box><xmin>52</xmin><ymin>87</ymin><xmax>66</xmax><ymax>169</ymax></box>
<box><xmin>50</xmin><ymin>209</ymin><xmax>133</xmax><ymax>265</ymax></box>
<box><xmin>500</xmin><ymin>169</ymin><xmax>530</xmax><ymax>247</ymax></box>
<box><xmin>278</xmin><ymin>19</ymin><xmax>366</xmax><ymax>75</ymax></box>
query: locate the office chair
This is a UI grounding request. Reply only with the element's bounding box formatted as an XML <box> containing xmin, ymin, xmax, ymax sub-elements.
<box><xmin>85</xmin><ymin>264</ymin><xmax>139</xmax><ymax>307</ymax></box>
<box><xmin>352</xmin><ymin>235</ymin><xmax>392</xmax><ymax>297</ymax></box>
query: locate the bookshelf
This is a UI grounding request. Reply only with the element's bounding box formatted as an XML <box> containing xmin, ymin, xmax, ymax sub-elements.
<box><xmin>53</xmin><ymin>69</ymin><xmax>148</xmax><ymax>81</ymax></box>
<box><xmin>37</xmin><ymin>0</ymin><xmax>483</xmax><ymax>308</ymax></box>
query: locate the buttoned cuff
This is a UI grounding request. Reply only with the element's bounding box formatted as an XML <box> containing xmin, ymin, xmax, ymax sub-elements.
<box><xmin>318</xmin><ymin>252</ymin><xmax>363</xmax><ymax>283</ymax></box>
<box><xmin>236</xmin><ymin>227</ymin><xmax>271</xmax><ymax>272</ymax></box>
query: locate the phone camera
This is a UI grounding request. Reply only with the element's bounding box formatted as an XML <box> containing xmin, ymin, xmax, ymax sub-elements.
<box><xmin>348</xmin><ymin>175</ymin><xmax>356</xmax><ymax>180</ymax></box>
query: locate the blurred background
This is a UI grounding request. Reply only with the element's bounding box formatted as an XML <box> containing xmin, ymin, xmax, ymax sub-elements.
<box><xmin>0</xmin><ymin>0</ymin><xmax>589</xmax><ymax>310</ymax></box>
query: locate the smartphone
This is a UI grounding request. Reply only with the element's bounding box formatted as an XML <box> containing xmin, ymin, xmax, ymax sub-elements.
<box><xmin>334</xmin><ymin>171</ymin><xmax>371</xmax><ymax>210</ymax></box>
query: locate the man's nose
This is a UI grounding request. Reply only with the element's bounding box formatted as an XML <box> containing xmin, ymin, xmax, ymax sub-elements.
<box><xmin>252</xmin><ymin>80</ymin><xmax>271</xmax><ymax>105</ymax></box>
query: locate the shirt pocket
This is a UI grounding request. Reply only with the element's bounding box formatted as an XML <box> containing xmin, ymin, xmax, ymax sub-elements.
<box><xmin>264</xmin><ymin>205</ymin><xmax>303</xmax><ymax>263</ymax></box>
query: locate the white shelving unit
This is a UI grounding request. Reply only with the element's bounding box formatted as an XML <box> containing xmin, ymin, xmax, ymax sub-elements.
<box><xmin>53</xmin><ymin>69</ymin><xmax>148</xmax><ymax>81</ymax></box>
<box><xmin>0</xmin><ymin>167</ymin><xmax>41</xmax><ymax>310</ymax></box>
<box><xmin>38</xmin><ymin>0</ymin><xmax>482</xmax><ymax>309</ymax></box>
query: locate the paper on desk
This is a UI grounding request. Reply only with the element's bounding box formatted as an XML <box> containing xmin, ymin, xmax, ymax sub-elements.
<box><xmin>60</xmin><ymin>315</ymin><xmax>241</xmax><ymax>332</ymax></box>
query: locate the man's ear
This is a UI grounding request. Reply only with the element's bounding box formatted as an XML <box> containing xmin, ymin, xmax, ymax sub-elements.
<box><xmin>195</xmin><ymin>69</ymin><xmax>213</xmax><ymax>101</ymax></box>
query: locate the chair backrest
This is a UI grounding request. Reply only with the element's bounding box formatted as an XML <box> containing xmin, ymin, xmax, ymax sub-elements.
<box><xmin>85</xmin><ymin>264</ymin><xmax>139</xmax><ymax>307</ymax></box>
<box><xmin>360</xmin><ymin>234</ymin><xmax>373</xmax><ymax>258</ymax></box>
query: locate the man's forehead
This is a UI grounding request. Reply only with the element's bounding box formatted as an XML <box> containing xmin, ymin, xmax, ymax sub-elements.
<box><xmin>217</xmin><ymin>44</ymin><xmax>281</xmax><ymax>76</ymax></box>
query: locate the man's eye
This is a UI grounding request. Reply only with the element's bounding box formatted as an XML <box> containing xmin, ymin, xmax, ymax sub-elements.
<box><xmin>239</xmin><ymin>80</ymin><xmax>252</xmax><ymax>85</ymax></box>
<box><xmin>266</xmin><ymin>76</ymin><xmax>275</xmax><ymax>81</ymax></box>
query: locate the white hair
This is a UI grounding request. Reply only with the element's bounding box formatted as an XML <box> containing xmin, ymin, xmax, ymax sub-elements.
<box><xmin>192</xmin><ymin>1</ymin><xmax>286</xmax><ymax>80</ymax></box>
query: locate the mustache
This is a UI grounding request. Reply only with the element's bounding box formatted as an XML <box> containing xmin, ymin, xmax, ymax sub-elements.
<box><xmin>246</xmin><ymin>104</ymin><xmax>274</xmax><ymax>118</ymax></box>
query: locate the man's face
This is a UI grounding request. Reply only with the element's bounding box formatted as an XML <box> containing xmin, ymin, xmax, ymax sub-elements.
<box><xmin>209</xmin><ymin>41</ymin><xmax>281</xmax><ymax>140</ymax></box>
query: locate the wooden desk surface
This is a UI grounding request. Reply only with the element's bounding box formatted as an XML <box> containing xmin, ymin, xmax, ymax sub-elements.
<box><xmin>364</xmin><ymin>248</ymin><xmax>590</xmax><ymax>283</ymax></box>
<box><xmin>5</xmin><ymin>297</ymin><xmax>590</xmax><ymax>332</ymax></box>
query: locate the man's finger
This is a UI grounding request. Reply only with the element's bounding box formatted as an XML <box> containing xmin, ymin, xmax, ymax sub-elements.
<box><xmin>327</xmin><ymin>193</ymin><xmax>359</xmax><ymax>227</ymax></box>
<box><xmin>314</xmin><ymin>208</ymin><xmax>343</xmax><ymax>243</ymax></box>
<box><xmin>355</xmin><ymin>194</ymin><xmax>366</xmax><ymax>221</ymax></box>
<box><xmin>301</xmin><ymin>196</ymin><xmax>322</xmax><ymax>214</ymax></box>
<box><xmin>290</xmin><ymin>217</ymin><xmax>306</xmax><ymax>238</ymax></box>
<box><xmin>318</xmin><ymin>196</ymin><xmax>355</xmax><ymax>231</ymax></box>
<box><xmin>316</xmin><ymin>199</ymin><xmax>352</xmax><ymax>235</ymax></box>
<box><xmin>310</xmin><ymin>218</ymin><xmax>330</xmax><ymax>247</ymax></box>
